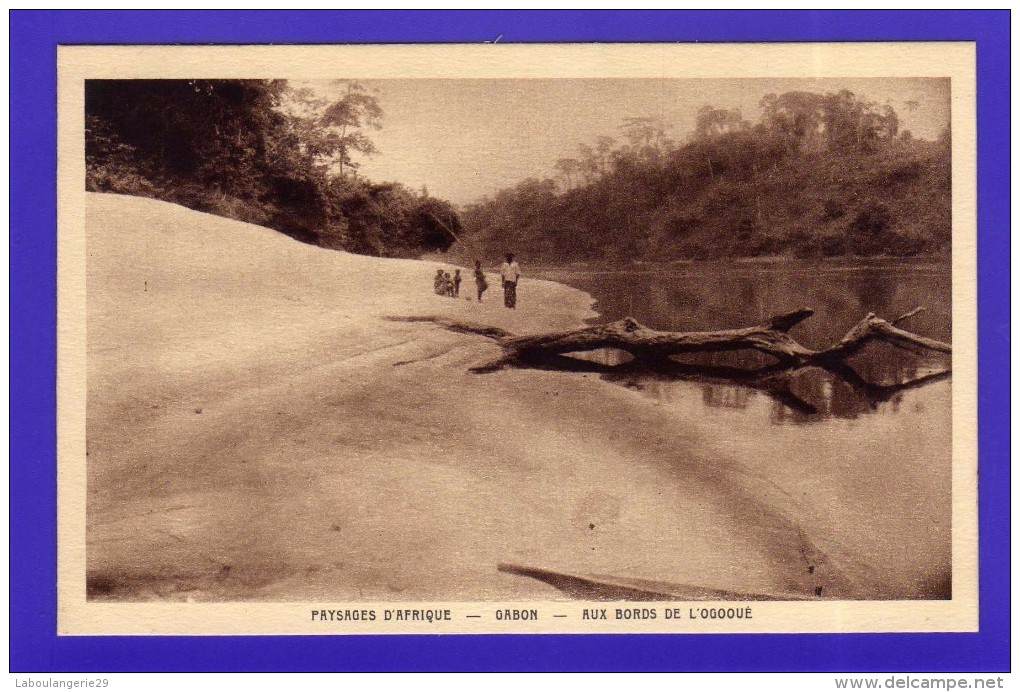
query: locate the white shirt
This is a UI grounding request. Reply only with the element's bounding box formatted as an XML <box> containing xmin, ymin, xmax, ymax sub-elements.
<box><xmin>500</xmin><ymin>261</ymin><xmax>521</xmax><ymax>283</ymax></box>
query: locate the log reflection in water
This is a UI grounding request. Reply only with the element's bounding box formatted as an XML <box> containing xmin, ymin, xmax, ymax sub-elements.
<box><xmin>387</xmin><ymin>306</ymin><xmax>951</xmax><ymax>423</ymax></box>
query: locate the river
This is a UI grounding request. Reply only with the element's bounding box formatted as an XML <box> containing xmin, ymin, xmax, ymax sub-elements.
<box><xmin>532</xmin><ymin>259</ymin><xmax>953</xmax><ymax>598</ymax></box>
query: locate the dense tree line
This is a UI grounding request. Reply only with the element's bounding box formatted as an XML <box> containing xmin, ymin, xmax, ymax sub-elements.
<box><xmin>85</xmin><ymin>79</ymin><xmax>460</xmax><ymax>257</ymax></box>
<box><xmin>458</xmin><ymin>90</ymin><xmax>951</xmax><ymax>262</ymax></box>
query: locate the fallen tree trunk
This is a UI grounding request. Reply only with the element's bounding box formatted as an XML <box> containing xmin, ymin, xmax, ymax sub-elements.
<box><xmin>818</xmin><ymin>310</ymin><xmax>952</xmax><ymax>361</ymax></box>
<box><xmin>503</xmin><ymin>308</ymin><xmax>818</xmax><ymax>365</ymax></box>
<box><xmin>390</xmin><ymin>307</ymin><xmax>950</xmax><ymax>374</ymax></box>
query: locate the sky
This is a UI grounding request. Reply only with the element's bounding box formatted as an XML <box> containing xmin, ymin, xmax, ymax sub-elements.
<box><xmin>304</xmin><ymin>78</ymin><xmax>950</xmax><ymax>206</ymax></box>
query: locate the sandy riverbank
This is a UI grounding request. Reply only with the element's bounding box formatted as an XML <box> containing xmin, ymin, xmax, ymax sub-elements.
<box><xmin>84</xmin><ymin>193</ymin><xmax>944</xmax><ymax>602</ymax></box>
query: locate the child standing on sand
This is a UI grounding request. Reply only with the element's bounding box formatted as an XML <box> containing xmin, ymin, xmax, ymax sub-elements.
<box><xmin>444</xmin><ymin>272</ymin><xmax>455</xmax><ymax>297</ymax></box>
<box><xmin>453</xmin><ymin>269</ymin><xmax>462</xmax><ymax>298</ymax></box>
<box><xmin>474</xmin><ymin>260</ymin><xmax>488</xmax><ymax>302</ymax></box>
<box><xmin>434</xmin><ymin>268</ymin><xmax>446</xmax><ymax>295</ymax></box>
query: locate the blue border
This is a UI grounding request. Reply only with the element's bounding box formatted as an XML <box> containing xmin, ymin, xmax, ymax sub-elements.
<box><xmin>10</xmin><ymin>10</ymin><xmax>1009</xmax><ymax>672</ymax></box>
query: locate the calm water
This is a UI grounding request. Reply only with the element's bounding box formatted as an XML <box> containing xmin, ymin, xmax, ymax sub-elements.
<box><xmin>534</xmin><ymin>259</ymin><xmax>953</xmax><ymax>598</ymax></box>
<box><xmin>535</xmin><ymin>260</ymin><xmax>952</xmax><ymax>425</ymax></box>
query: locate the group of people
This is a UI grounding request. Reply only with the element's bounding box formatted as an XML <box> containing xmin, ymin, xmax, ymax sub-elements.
<box><xmin>433</xmin><ymin>268</ymin><xmax>462</xmax><ymax>298</ymax></box>
<box><xmin>432</xmin><ymin>253</ymin><xmax>522</xmax><ymax>309</ymax></box>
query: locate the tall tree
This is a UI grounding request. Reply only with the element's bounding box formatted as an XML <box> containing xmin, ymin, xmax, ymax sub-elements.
<box><xmin>279</xmin><ymin>80</ymin><xmax>383</xmax><ymax>178</ymax></box>
<box><xmin>619</xmin><ymin>116</ymin><xmax>671</xmax><ymax>162</ymax></box>
<box><xmin>760</xmin><ymin>91</ymin><xmax>825</xmax><ymax>150</ymax></box>
<box><xmin>554</xmin><ymin>157</ymin><xmax>581</xmax><ymax>190</ymax></box>
<box><xmin>695</xmin><ymin>106</ymin><xmax>747</xmax><ymax>139</ymax></box>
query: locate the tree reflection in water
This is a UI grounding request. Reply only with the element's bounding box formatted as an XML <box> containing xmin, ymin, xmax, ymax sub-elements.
<box><xmin>534</xmin><ymin>261</ymin><xmax>951</xmax><ymax>425</ymax></box>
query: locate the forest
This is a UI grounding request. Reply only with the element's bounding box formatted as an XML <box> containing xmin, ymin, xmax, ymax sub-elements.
<box><xmin>456</xmin><ymin>91</ymin><xmax>951</xmax><ymax>263</ymax></box>
<box><xmin>85</xmin><ymin>79</ymin><xmax>461</xmax><ymax>258</ymax></box>
<box><xmin>86</xmin><ymin>82</ymin><xmax>951</xmax><ymax>263</ymax></box>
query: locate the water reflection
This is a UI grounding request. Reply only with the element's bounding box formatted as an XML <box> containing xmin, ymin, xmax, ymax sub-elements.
<box><xmin>600</xmin><ymin>359</ymin><xmax>950</xmax><ymax>425</ymax></box>
<box><xmin>526</xmin><ymin>260</ymin><xmax>951</xmax><ymax>598</ymax></box>
<box><xmin>535</xmin><ymin>261</ymin><xmax>951</xmax><ymax>426</ymax></box>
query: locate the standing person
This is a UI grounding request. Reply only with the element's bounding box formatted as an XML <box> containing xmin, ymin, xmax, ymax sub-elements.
<box><xmin>453</xmin><ymin>269</ymin><xmax>462</xmax><ymax>298</ymax></box>
<box><xmin>434</xmin><ymin>268</ymin><xmax>446</xmax><ymax>295</ymax></box>
<box><xmin>473</xmin><ymin>260</ymin><xmax>489</xmax><ymax>302</ymax></box>
<box><xmin>500</xmin><ymin>253</ymin><xmax>522</xmax><ymax>309</ymax></box>
<box><xmin>444</xmin><ymin>271</ymin><xmax>455</xmax><ymax>297</ymax></box>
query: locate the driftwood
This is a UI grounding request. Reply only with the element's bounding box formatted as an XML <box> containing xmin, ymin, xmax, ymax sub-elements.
<box><xmin>389</xmin><ymin>307</ymin><xmax>950</xmax><ymax>373</ymax></box>
<box><xmin>496</xmin><ymin>563</ymin><xmax>811</xmax><ymax>601</ymax></box>
<box><xmin>387</xmin><ymin>307</ymin><xmax>951</xmax><ymax>416</ymax></box>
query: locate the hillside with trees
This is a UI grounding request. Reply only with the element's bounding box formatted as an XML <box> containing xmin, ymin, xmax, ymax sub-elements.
<box><xmin>85</xmin><ymin>79</ymin><xmax>461</xmax><ymax>258</ymax></box>
<box><xmin>457</xmin><ymin>90</ymin><xmax>951</xmax><ymax>263</ymax></box>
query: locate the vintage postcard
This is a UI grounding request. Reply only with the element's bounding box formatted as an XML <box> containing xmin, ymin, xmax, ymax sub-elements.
<box><xmin>57</xmin><ymin>42</ymin><xmax>977</xmax><ymax>635</ymax></box>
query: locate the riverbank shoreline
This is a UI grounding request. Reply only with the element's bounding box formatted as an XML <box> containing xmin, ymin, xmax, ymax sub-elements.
<box><xmin>83</xmin><ymin>193</ymin><xmax>948</xmax><ymax>603</ymax></box>
<box><xmin>430</xmin><ymin>251</ymin><xmax>952</xmax><ymax>276</ymax></box>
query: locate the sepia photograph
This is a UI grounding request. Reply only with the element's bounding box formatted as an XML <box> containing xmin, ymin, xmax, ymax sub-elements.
<box><xmin>55</xmin><ymin>43</ymin><xmax>978</xmax><ymax>636</ymax></box>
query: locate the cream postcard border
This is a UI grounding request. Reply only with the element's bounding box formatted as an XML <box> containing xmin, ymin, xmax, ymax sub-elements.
<box><xmin>57</xmin><ymin>42</ymin><xmax>977</xmax><ymax>636</ymax></box>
